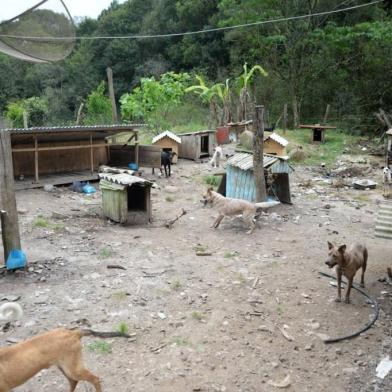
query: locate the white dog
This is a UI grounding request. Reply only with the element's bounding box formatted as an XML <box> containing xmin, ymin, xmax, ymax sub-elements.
<box><xmin>210</xmin><ymin>145</ymin><xmax>223</xmax><ymax>168</ymax></box>
<box><xmin>0</xmin><ymin>302</ymin><xmax>23</xmax><ymax>321</ymax></box>
<box><xmin>383</xmin><ymin>166</ymin><xmax>392</xmax><ymax>198</ymax></box>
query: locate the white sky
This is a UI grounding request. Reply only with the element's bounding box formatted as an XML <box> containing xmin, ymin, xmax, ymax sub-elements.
<box><xmin>1</xmin><ymin>0</ymin><xmax>127</xmax><ymax>21</ymax></box>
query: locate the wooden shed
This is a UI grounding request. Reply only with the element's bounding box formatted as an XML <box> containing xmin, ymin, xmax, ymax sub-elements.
<box><xmin>178</xmin><ymin>130</ymin><xmax>216</xmax><ymax>161</ymax></box>
<box><xmin>264</xmin><ymin>133</ymin><xmax>289</xmax><ymax>157</ymax></box>
<box><xmin>151</xmin><ymin>131</ymin><xmax>181</xmax><ymax>164</ymax></box>
<box><xmin>8</xmin><ymin>124</ymin><xmax>142</xmax><ymax>189</ymax></box>
<box><xmin>299</xmin><ymin>124</ymin><xmax>337</xmax><ymax>143</ymax></box>
<box><xmin>99</xmin><ymin>172</ymin><xmax>153</xmax><ymax>225</ymax></box>
<box><xmin>386</xmin><ymin>129</ymin><xmax>392</xmax><ymax>166</ymax></box>
<box><xmin>226</xmin><ymin>152</ymin><xmax>293</xmax><ymax>204</ymax></box>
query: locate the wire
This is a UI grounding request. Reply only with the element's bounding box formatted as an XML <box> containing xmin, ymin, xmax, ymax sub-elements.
<box><xmin>0</xmin><ymin>0</ymin><xmax>383</xmax><ymax>41</ymax></box>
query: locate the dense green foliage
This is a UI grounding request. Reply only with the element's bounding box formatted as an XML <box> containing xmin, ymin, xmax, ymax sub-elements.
<box><xmin>1</xmin><ymin>0</ymin><xmax>392</xmax><ymax>132</ymax></box>
<box><xmin>83</xmin><ymin>82</ymin><xmax>113</xmax><ymax>125</ymax></box>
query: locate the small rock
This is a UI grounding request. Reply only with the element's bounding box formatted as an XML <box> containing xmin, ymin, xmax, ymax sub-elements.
<box><xmin>305</xmin><ymin>344</ymin><xmax>313</xmax><ymax>351</ymax></box>
<box><xmin>43</xmin><ymin>184</ymin><xmax>55</xmax><ymax>192</ymax></box>
<box><xmin>158</xmin><ymin>312</ymin><xmax>167</xmax><ymax>320</ymax></box>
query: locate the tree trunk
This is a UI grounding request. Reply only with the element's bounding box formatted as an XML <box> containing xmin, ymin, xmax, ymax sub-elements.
<box><xmin>0</xmin><ymin>130</ymin><xmax>21</xmax><ymax>263</ymax></box>
<box><xmin>76</xmin><ymin>102</ymin><xmax>84</xmax><ymax>125</ymax></box>
<box><xmin>323</xmin><ymin>104</ymin><xmax>331</xmax><ymax>124</ymax></box>
<box><xmin>106</xmin><ymin>67</ymin><xmax>118</xmax><ymax>123</ymax></box>
<box><xmin>292</xmin><ymin>96</ymin><xmax>300</xmax><ymax>128</ymax></box>
<box><xmin>283</xmin><ymin>103</ymin><xmax>288</xmax><ymax>134</ymax></box>
<box><xmin>253</xmin><ymin>105</ymin><xmax>267</xmax><ymax>202</ymax></box>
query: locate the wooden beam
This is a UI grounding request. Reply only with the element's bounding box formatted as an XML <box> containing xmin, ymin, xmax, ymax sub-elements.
<box><xmin>106</xmin><ymin>67</ymin><xmax>118</xmax><ymax>123</ymax></box>
<box><xmin>34</xmin><ymin>135</ymin><xmax>39</xmax><ymax>183</ymax></box>
<box><xmin>90</xmin><ymin>132</ymin><xmax>94</xmax><ymax>174</ymax></box>
<box><xmin>12</xmin><ymin>144</ymin><xmax>108</xmax><ymax>153</ymax></box>
<box><xmin>253</xmin><ymin>105</ymin><xmax>267</xmax><ymax>202</ymax></box>
<box><xmin>283</xmin><ymin>103</ymin><xmax>288</xmax><ymax>134</ymax></box>
<box><xmin>135</xmin><ymin>133</ymin><xmax>139</xmax><ymax>166</ymax></box>
<box><xmin>0</xmin><ymin>130</ymin><xmax>21</xmax><ymax>262</ymax></box>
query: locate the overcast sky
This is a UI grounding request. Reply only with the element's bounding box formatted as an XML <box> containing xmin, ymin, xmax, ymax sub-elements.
<box><xmin>1</xmin><ymin>0</ymin><xmax>127</xmax><ymax>21</ymax></box>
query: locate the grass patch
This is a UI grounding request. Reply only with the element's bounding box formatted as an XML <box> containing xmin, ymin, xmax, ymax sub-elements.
<box><xmin>224</xmin><ymin>251</ymin><xmax>238</xmax><ymax>258</ymax></box>
<box><xmin>171</xmin><ymin>279</ymin><xmax>182</xmax><ymax>291</ymax></box>
<box><xmin>194</xmin><ymin>244</ymin><xmax>207</xmax><ymax>253</ymax></box>
<box><xmin>112</xmin><ymin>291</ymin><xmax>128</xmax><ymax>301</ymax></box>
<box><xmin>277</xmin><ymin>304</ymin><xmax>284</xmax><ymax>315</ymax></box>
<box><xmin>203</xmin><ymin>175</ymin><xmax>221</xmax><ymax>187</ymax></box>
<box><xmin>237</xmin><ymin>272</ymin><xmax>247</xmax><ymax>285</ymax></box>
<box><xmin>165</xmin><ymin>196</ymin><xmax>175</xmax><ymax>202</ymax></box>
<box><xmin>87</xmin><ymin>341</ymin><xmax>112</xmax><ymax>354</ymax></box>
<box><xmin>33</xmin><ymin>215</ymin><xmax>64</xmax><ymax>230</ymax></box>
<box><xmin>99</xmin><ymin>247</ymin><xmax>112</xmax><ymax>259</ymax></box>
<box><xmin>281</xmin><ymin>128</ymin><xmax>362</xmax><ymax>167</ymax></box>
<box><xmin>117</xmin><ymin>322</ymin><xmax>129</xmax><ymax>336</ymax></box>
<box><xmin>156</xmin><ymin>288</ymin><xmax>170</xmax><ymax>296</ymax></box>
<box><xmin>191</xmin><ymin>311</ymin><xmax>203</xmax><ymax>321</ymax></box>
<box><xmin>173</xmin><ymin>336</ymin><xmax>190</xmax><ymax>346</ymax></box>
<box><xmin>353</xmin><ymin>193</ymin><xmax>370</xmax><ymax>203</ymax></box>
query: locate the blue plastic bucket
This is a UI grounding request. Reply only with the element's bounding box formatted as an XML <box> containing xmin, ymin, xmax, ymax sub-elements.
<box><xmin>82</xmin><ymin>183</ymin><xmax>96</xmax><ymax>194</ymax></box>
<box><xmin>6</xmin><ymin>249</ymin><xmax>27</xmax><ymax>270</ymax></box>
<box><xmin>128</xmin><ymin>163</ymin><xmax>139</xmax><ymax>171</ymax></box>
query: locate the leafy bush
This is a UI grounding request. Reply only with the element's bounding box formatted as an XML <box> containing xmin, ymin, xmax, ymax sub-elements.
<box><xmin>83</xmin><ymin>81</ymin><xmax>112</xmax><ymax>125</ymax></box>
<box><xmin>120</xmin><ymin>72</ymin><xmax>190</xmax><ymax>133</ymax></box>
<box><xmin>5</xmin><ymin>97</ymin><xmax>48</xmax><ymax>128</ymax></box>
<box><xmin>203</xmin><ymin>175</ymin><xmax>221</xmax><ymax>187</ymax></box>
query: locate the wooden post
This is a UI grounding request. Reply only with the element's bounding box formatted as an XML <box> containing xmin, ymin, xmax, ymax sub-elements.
<box><xmin>253</xmin><ymin>105</ymin><xmax>267</xmax><ymax>202</ymax></box>
<box><xmin>90</xmin><ymin>132</ymin><xmax>94</xmax><ymax>174</ymax></box>
<box><xmin>323</xmin><ymin>104</ymin><xmax>331</xmax><ymax>124</ymax></box>
<box><xmin>106</xmin><ymin>67</ymin><xmax>118</xmax><ymax>123</ymax></box>
<box><xmin>0</xmin><ymin>130</ymin><xmax>21</xmax><ymax>262</ymax></box>
<box><xmin>283</xmin><ymin>104</ymin><xmax>288</xmax><ymax>134</ymax></box>
<box><xmin>76</xmin><ymin>102</ymin><xmax>84</xmax><ymax>125</ymax></box>
<box><xmin>23</xmin><ymin>111</ymin><xmax>28</xmax><ymax>128</ymax></box>
<box><xmin>135</xmin><ymin>132</ymin><xmax>139</xmax><ymax>167</ymax></box>
<box><xmin>34</xmin><ymin>135</ymin><xmax>39</xmax><ymax>183</ymax></box>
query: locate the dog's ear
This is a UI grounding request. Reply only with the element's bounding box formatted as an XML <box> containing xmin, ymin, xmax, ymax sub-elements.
<box><xmin>207</xmin><ymin>187</ymin><xmax>213</xmax><ymax>193</ymax></box>
<box><xmin>338</xmin><ymin>244</ymin><xmax>346</xmax><ymax>254</ymax></box>
<box><xmin>327</xmin><ymin>241</ymin><xmax>334</xmax><ymax>250</ymax></box>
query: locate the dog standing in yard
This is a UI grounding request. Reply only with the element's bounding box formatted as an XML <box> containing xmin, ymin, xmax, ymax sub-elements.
<box><xmin>210</xmin><ymin>145</ymin><xmax>223</xmax><ymax>168</ymax></box>
<box><xmin>201</xmin><ymin>187</ymin><xmax>279</xmax><ymax>233</ymax></box>
<box><xmin>383</xmin><ymin>166</ymin><xmax>392</xmax><ymax>197</ymax></box>
<box><xmin>160</xmin><ymin>151</ymin><xmax>176</xmax><ymax>177</ymax></box>
<box><xmin>325</xmin><ymin>242</ymin><xmax>368</xmax><ymax>303</ymax></box>
<box><xmin>0</xmin><ymin>327</ymin><xmax>130</xmax><ymax>392</ymax></box>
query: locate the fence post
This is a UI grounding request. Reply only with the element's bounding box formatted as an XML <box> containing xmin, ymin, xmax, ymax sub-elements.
<box><xmin>253</xmin><ymin>105</ymin><xmax>267</xmax><ymax>202</ymax></box>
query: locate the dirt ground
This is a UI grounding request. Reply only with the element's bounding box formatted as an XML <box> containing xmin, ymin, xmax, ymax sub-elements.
<box><xmin>1</xmin><ymin>153</ymin><xmax>391</xmax><ymax>392</ymax></box>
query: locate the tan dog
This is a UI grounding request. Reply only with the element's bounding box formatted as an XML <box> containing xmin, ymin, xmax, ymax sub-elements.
<box><xmin>325</xmin><ymin>242</ymin><xmax>368</xmax><ymax>303</ymax></box>
<box><xmin>202</xmin><ymin>187</ymin><xmax>279</xmax><ymax>233</ymax></box>
<box><xmin>0</xmin><ymin>328</ymin><xmax>130</xmax><ymax>392</ymax></box>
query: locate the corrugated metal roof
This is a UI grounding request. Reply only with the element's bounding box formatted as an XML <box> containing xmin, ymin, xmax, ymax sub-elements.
<box><xmin>178</xmin><ymin>130</ymin><xmax>216</xmax><ymax>136</ymax></box>
<box><xmin>152</xmin><ymin>130</ymin><xmax>181</xmax><ymax>144</ymax></box>
<box><xmin>99</xmin><ymin>173</ymin><xmax>153</xmax><ymax>187</ymax></box>
<box><xmin>386</xmin><ymin>129</ymin><xmax>392</xmax><ymax>136</ymax></box>
<box><xmin>265</xmin><ymin>133</ymin><xmax>289</xmax><ymax>147</ymax></box>
<box><xmin>2</xmin><ymin>124</ymin><xmax>145</xmax><ymax>135</ymax></box>
<box><xmin>375</xmin><ymin>202</ymin><xmax>392</xmax><ymax>240</ymax></box>
<box><xmin>227</xmin><ymin>153</ymin><xmax>279</xmax><ymax>171</ymax></box>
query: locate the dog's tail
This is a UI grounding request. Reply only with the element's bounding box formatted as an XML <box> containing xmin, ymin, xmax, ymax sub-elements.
<box><xmin>255</xmin><ymin>200</ymin><xmax>280</xmax><ymax>210</ymax></box>
<box><xmin>78</xmin><ymin>329</ymin><xmax>131</xmax><ymax>338</ymax></box>
<box><xmin>0</xmin><ymin>302</ymin><xmax>23</xmax><ymax>321</ymax></box>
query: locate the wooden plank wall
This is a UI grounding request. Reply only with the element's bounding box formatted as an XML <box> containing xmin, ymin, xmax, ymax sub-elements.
<box><xmin>12</xmin><ymin>140</ymin><xmax>108</xmax><ymax>177</ymax></box>
<box><xmin>109</xmin><ymin>145</ymin><xmax>161</xmax><ymax>168</ymax></box>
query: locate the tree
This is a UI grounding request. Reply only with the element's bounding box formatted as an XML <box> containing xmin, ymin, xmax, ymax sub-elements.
<box><xmin>5</xmin><ymin>97</ymin><xmax>48</xmax><ymax>128</ymax></box>
<box><xmin>83</xmin><ymin>82</ymin><xmax>112</xmax><ymax>125</ymax></box>
<box><xmin>120</xmin><ymin>72</ymin><xmax>190</xmax><ymax>132</ymax></box>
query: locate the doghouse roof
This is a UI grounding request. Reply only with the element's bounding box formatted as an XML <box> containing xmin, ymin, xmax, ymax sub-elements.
<box><xmin>227</xmin><ymin>153</ymin><xmax>293</xmax><ymax>174</ymax></box>
<box><xmin>264</xmin><ymin>133</ymin><xmax>289</xmax><ymax>147</ymax></box>
<box><xmin>178</xmin><ymin>130</ymin><xmax>216</xmax><ymax>136</ymax></box>
<box><xmin>99</xmin><ymin>172</ymin><xmax>153</xmax><ymax>187</ymax></box>
<box><xmin>152</xmin><ymin>130</ymin><xmax>181</xmax><ymax>144</ymax></box>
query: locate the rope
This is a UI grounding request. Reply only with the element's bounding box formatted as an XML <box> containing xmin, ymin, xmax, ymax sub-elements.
<box><xmin>319</xmin><ymin>271</ymin><xmax>379</xmax><ymax>344</ymax></box>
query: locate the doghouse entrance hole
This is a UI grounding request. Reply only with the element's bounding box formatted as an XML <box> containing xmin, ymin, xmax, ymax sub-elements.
<box><xmin>163</xmin><ymin>148</ymin><xmax>172</xmax><ymax>153</ymax></box>
<box><xmin>313</xmin><ymin>129</ymin><xmax>322</xmax><ymax>142</ymax></box>
<box><xmin>200</xmin><ymin>135</ymin><xmax>209</xmax><ymax>154</ymax></box>
<box><xmin>127</xmin><ymin>186</ymin><xmax>146</xmax><ymax>211</ymax></box>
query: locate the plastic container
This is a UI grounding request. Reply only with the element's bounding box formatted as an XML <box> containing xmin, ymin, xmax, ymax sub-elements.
<box><xmin>6</xmin><ymin>249</ymin><xmax>27</xmax><ymax>270</ymax></box>
<box><xmin>128</xmin><ymin>163</ymin><xmax>139</xmax><ymax>171</ymax></box>
<box><xmin>82</xmin><ymin>183</ymin><xmax>96</xmax><ymax>194</ymax></box>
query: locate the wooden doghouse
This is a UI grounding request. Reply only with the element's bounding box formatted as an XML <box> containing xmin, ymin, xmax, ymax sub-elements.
<box><xmin>299</xmin><ymin>124</ymin><xmax>336</xmax><ymax>143</ymax></box>
<box><xmin>386</xmin><ymin>129</ymin><xmax>392</xmax><ymax>166</ymax></box>
<box><xmin>178</xmin><ymin>130</ymin><xmax>216</xmax><ymax>160</ymax></box>
<box><xmin>152</xmin><ymin>131</ymin><xmax>181</xmax><ymax>164</ymax></box>
<box><xmin>225</xmin><ymin>152</ymin><xmax>293</xmax><ymax>203</ymax></box>
<box><xmin>264</xmin><ymin>133</ymin><xmax>289</xmax><ymax>156</ymax></box>
<box><xmin>99</xmin><ymin>172</ymin><xmax>153</xmax><ymax>225</ymax></box>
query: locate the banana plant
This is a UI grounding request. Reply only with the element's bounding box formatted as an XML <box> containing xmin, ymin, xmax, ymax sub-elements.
<box><xmin>237</xmin><ymin>63</ymin><xmax>268</xmax><ymax>122</ymax></box>
<box><xmin>214</xmin><ymin>78</ymin><xmax>232</xmax><ymax>126</ymax></box>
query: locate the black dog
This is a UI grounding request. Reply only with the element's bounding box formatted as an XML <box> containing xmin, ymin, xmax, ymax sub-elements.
<box><xmin>160</xmin><ymin>151</ymin><xmax>176</xmax><ymax>177</ymax></box>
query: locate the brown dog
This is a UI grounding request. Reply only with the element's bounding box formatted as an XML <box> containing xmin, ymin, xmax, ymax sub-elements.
<box><xmin>325</xmin><ymin>242</ymin><xmax>368</xmax><ymax>303</ymax></box>
<box><xmin>0</xmin><ymin>328</ymin><xmax>130</xmax><ymax>392</ymax></box>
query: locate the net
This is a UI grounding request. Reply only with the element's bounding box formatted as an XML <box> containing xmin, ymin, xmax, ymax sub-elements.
<box><xmin>0</xmin><ymin>0</ymin><xmax>75</xmax><ymax>63</ymax></box>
